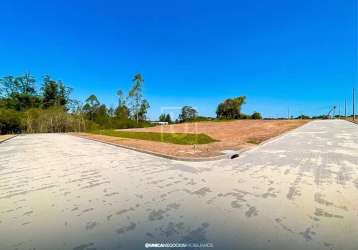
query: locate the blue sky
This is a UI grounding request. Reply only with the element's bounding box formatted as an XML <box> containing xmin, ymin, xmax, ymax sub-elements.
<box><xmin>0</xmin><ymin>0</ymin><xmax>356</xmax><ymax>119</ymax></box>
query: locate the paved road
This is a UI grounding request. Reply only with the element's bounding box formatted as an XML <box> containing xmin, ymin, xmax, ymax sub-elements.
<box><xmin>0</xmin><ymin>120</ymin><xmax>357</xmax><ymax>250</ymax></box>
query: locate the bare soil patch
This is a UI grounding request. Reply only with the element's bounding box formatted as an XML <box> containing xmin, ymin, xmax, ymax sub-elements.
<box><xmin>74</xmin><ymin>120</ymin><xmax>308</xmax><ymax>159</ymax></box>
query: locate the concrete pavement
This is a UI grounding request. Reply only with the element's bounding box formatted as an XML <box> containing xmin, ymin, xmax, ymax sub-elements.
<box><xmin>0</xmin><ymin>120</ymin><xmax>357</xmax><ymax>250</ymax></box>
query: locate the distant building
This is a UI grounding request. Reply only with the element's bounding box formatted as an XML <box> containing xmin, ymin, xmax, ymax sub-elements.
<box><xmin>150</xmin><ymin>121</ymin><xmax>169</xmax><ymax>125</ymax></box>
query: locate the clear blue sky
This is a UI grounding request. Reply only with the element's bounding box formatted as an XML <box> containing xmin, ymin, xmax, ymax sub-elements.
<box><xmin>0</xmin><ymin>0</ymin><xmax>356</xmax><ymax>119</ymax></box>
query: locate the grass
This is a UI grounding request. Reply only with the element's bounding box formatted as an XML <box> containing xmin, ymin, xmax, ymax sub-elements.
<box><xmin>90</xmin><ymin>130</ymin><xmax>217</xmax><ymax>145</ymax></box>
<box><xmin>246</xmin><ymin>138</ymin><xmax>263</xmax><ymax>144</ymax></box>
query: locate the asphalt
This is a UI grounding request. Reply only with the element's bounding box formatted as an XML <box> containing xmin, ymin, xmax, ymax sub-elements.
<box><xmin>0</xmin><ymin>120</ymin><xmax>357</xmax><ymax>250</ymax></box>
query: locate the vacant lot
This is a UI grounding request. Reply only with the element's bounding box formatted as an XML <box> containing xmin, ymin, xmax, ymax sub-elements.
<box><xmin>76</xmin><ymin>120</ymin><xmax>308</xmax><ymax>159</ymax></box>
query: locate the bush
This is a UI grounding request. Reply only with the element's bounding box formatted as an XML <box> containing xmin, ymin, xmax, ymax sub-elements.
<box><xmin>251</xmin><ymin>112</ymin><xmax>262</xmax><ymax>119</ymax></box>
<box><xmin>22</xmin><ymin>106</ymin><xmax>89</xmax><ymax>133</ymax></box>
<box><xmin>0</xmin><ymin>108</ymin><xmax>22</xmax><ymax>134</ymax></box>
<box><xmin>239</xmin><ymin>113</ymin><xmax>250</xmax><ymax>119</ymax></box>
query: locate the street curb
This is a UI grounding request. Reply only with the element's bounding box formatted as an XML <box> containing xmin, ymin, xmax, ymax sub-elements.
<box><xmin>71</xmin><ymin>134</ymin><xmax>228</xmax><ymax>162</ymax></box>
<box><xmin>0</xmin><ymin>135</ymin><xmax>18</xmax><ymax>144</ymax></box>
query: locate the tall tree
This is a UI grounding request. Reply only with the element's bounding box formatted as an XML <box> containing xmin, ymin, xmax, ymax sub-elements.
<box><xmin>179</xmin><ymin>106</ymin><xmax>197</xmax><ymax>122</ymax></box>
<box><xmin>138</xmin><ymin>99</ymin><xmax>150</xmax><ymax>121</ymax></box>
<box><xmin>128</xmin><ymin>74</ymin><xmax>144</xmax><ymax>123</ymax></box>
<box><xmin>216</xmin><ymin>96</ymin><xmax>246</xmax><ymax>119</ymax></box>
<box><xmin>41</xmin><ymin>76</ymin><xmax>71</xmax><ymax>109</ymax></box>
<box><xmin>83</xmin><ymin>94</ymin><xmax>100</xmax><ymax>121</ymax></box>
<box><xmin>165</xmin><ymin>114</ymin><xmax>172</xmax><ymax>123</ymax></box>
<box><xmin>42</xmin><ymin>75</ymin><xmax>58</xmax><ymax>108</ymax></box>
<box><xmin>116</xmin><ymin>90</ymin><xmax>125</xmax><ymax>107</ymax></box>
<box><xmin>115</xmin><ymin>89</ymin><xmax>129</xmax><ymax>119</ymax></box>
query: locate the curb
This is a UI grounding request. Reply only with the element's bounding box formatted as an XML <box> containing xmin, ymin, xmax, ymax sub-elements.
<box><xmin>0</xmin><ymin>135</ymin><xmax>18</xmax><ymax>144</ymax></box>
<box><xmin>71</xmin><ymin>134</ymin><xmax>228</xmax><ymax>162</ymax></box>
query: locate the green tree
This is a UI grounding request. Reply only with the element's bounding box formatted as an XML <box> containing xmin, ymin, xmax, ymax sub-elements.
<box><xmin>138</xmin><ymin>99</ymin><xmax>150</xmax><ymax>121</ymax></box>
<box><xmin>128</xmin><ymin>74</ymin><xmax>144</xmax><ymax>123</ymax></box>
<box><xmin>159</xmin><ymin>114</ymin><xmax>166</xmax><ymax>122</ymax></box>
<box><xmin>159</xmin><ymin>113</ymin><xmax>172</xmax><ymax>123</ymax></box>
<box><xmin>117</xmin><ymin>89</ymin><xmax>125</xmax><ymax>107</ymax></box>
<box><xmin>41</xmin><ymin>76</ymin><xmax>71</xmax><ymax>109</ymax></box>
<box><xmin>114</xmin><ymin>89</ymin><xmax>129</xmax><ymax>119</ymax></box>
<box><xmin>82</xmin><ymin>95</ymin><xmax>111</xmax><ymax>126</ymax></box>
<box><xmin>0</xmin><ymin>73</ymin><xmax>41</xmax><ymax>111</ymax></box>
<box><xmin>216</xmin><ymin>96</ymin><xmax>246</xmax><ymax>119</ymax></box>
<box><xmin>42</xmin><ymin>75</ymin><xmax>59</xmax><ymax>108</ymax></box>
<box><xmin>179</xmin><ymin>106</ymin><xmax>197</xmax><ymax>122</ymax></box>
<box><xmin>0</xmin><ymin>76</ymin><xmax>17</xmax><ymax>97</ymax></box>
<box><xmin>115</xmin><ymin>105</ymin><xmax>129</xmax><ymax>119</ymax></box>
<box><xmin>165</xmin><ymin>114</ymin><xmax>172</xmax><ymax>123</ymax></box>
<box><xmin>251</xmin><ymin>111</ymin><xmax>262</xmax><ymax>119</ymax></box>
<box><xmin>83</xmin><ymin>94</ymin><xmax>100</xmax><ymax>121</ymax></box>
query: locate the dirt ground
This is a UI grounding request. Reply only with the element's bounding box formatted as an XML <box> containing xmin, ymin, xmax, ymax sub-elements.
<box><xmin>75</xmin><ymin>120</ymin><xmax>309</xmax><ymax>159</ymax></box>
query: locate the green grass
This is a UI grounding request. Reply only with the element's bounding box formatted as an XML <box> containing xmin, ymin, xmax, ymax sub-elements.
<box><xmin>246</xmin><ymin>138</ymin><xmax>264</xmax><ymax>144</ymax></box>
<box><xmin>91</xmin><ymin>129</ymin><xmax>217</xmax><ymax>145</ymax></box>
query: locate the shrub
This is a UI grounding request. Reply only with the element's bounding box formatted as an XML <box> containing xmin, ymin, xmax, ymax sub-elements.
<box><xmin>251</xmin><ymin>112</ymin><xmax>262</xmax><ymax>119</ymax></box>
<box><xmin>22</xmin><ymin>106</ymin><xmax>89</xmax><ymax>133</ymax></box>
<box><xmin>0</xmin><ymin>108</ymin><xmax>22</xmax><ymax>134</ymax></box>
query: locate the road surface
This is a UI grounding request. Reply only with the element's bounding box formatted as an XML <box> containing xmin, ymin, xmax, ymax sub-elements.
<box><xmin>0</xmin><ymin>120</ymin><xmax>357</xmax><ymax>250</ymax></box>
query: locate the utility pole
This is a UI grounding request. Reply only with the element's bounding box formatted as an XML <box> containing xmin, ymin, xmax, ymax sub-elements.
<box><xmin>287</xmin><ymin>107</ymin><xmax>290</xmax><ymax>120</ymax></box>
<box><xmin>354</xmin><ymin>88</ymin><xmax>356</xmax><ymax>120</ymax></box>
<box><xmin>338</xmin><ymin>105</ymin><xmax>341</xmax><ymax>119</ymax></box>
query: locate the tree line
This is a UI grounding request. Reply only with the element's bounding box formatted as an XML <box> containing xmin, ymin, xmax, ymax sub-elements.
<box><xmin>0</xmin><ymin>72</ymin><xmax>262</xmax><ymax>135</ymax></box>
<box><xmin>160</xmin><ymin>97</ymin><xmax>262</xmax><ymax>123</ymax></box>
<box><xmin>0</xmin><ymin>73</ymin><xmax>151</xmax><ymax>134</ymax></box>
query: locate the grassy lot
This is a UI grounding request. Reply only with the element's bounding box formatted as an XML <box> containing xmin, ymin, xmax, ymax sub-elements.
<box><xmin>90</xmin><ymin>130</ymin><xmax>217</xmax><ymax>145</ymax></box>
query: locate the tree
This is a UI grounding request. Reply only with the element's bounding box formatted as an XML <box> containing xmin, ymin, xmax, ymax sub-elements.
<box><xmin>165</xmin><ymin>114</ymin><xmax>172</xmax><ymax>123</ymax></box>
<box><xmin>251</xmin><ymin>112</ymin><xmax>262</xmax><ymax>119</ymax></box>
<box><xmin>57</xmin><ymin>81</ymin><xmax>72</xmax><ymax>108</ymax></box>
<box><xmin>0</xmin><ymin>73</ymin><xmax>41</xmax><ymax>111</ymax></box>
<box><xmin>115</xmin><ymin>89</ymin><xmax>129</xmax><ymax>119</ymax></box>
<box><xmin>138</xmin><ymin>99</ymin><xmax>150</xmax><ymax>121</ymax></box>
<box><xmin>115</xmin><ymin>105</ymin><xmax>129</xmax><ymax>119</ymax></box>
<box><xmin>83</xmin><ymin>94</ymin><xmax>100</xmax><ymax>121</ymax></box>
<box><xmin>128</xmin><ymin>74</ymin><xmax>144</xmax><ymax>123</ymax></box>
<box><xmin>41</xmin><ymin>75</ymin><xmax>71</xmax><ymax>109</ymax></box>
<box><xmin>42</xmin><ymin>75</ymin><xmax>59</xmax><ymax>108</ymax></box>
<box><xmin>117</xmin><ymin>90</ymin><xmax>125</xmax><ymax>107</ymax></box>
<box><xmin>159</xmin><ymin>113</ymin><xmax>172</xmax><ymax>123</ymax></box>
<box><xmin>16</xmin><ymin>73</ymin><xmax>36</xmax><ymax>95</ymax></box>
<box><xmin>216</xmin><ymin>96</ymin><xmax>246</xmax><ymax>119</ymax></box>
<box><xmin>179</xmin><ymin>106</ymin><xmax>197</xmax><ymax>122</ymax></box>
<box><xmin>159</xmin><ymin>114</ymin><xmax>172</xmax><ymax>123</ymax></box>
<box><xmin>159</xmin><ymin>114</ymin><xmax>166</xmax><ymax>122</ymax></box>
<box><xmin>0</xmin><ymin>76</ymin><xmax>17</xmax><ymax>97</ymax></box>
